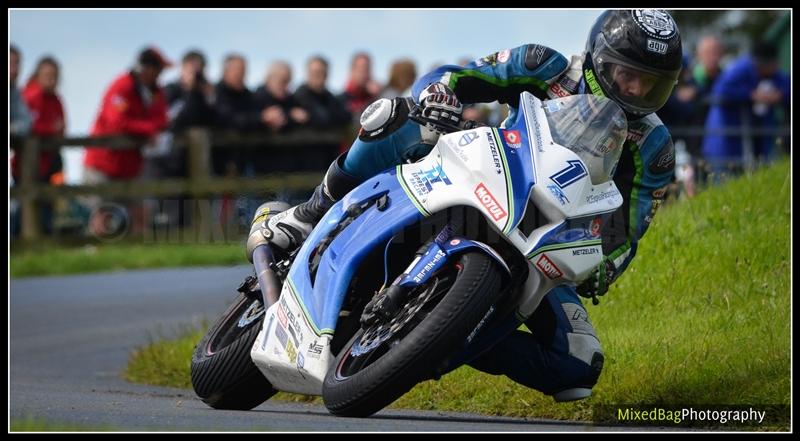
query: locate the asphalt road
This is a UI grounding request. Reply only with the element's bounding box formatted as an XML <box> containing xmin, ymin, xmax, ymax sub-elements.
<box><xmin>10</xmin><ymin>266</ymin><xmax>652</xmax><ymax>432</ymax></box>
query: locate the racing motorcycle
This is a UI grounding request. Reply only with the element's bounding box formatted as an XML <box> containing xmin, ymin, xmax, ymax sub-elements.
<box><xmin>190</xmin><ymin>91</ymin><xmax>627</xmax><ymax>417</ymax></box>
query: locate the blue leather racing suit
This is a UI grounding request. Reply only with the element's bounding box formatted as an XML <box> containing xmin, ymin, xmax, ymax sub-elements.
<box><xmin>339</xmin><ymin>44</ymin><xmax>676</xmax><ymax>400</ymax></box>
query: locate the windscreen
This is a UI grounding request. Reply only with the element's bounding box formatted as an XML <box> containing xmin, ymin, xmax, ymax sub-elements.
<box><xmin>542</xmin><ymin>94</ymin><xmax>627</xmax><ymax>184</ymax></box>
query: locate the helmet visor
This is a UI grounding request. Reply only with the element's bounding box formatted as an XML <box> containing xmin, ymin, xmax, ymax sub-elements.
<box><xmin>592</xmin><ymin>36</ymin><xmax>680</xmax><ymax>115</ymax></box>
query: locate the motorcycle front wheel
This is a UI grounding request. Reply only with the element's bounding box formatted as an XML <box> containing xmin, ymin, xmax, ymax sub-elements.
<box><xmin>322</xmin><ymin>251</ymin><xmax>504</xmax><ymax>417</ymax></box>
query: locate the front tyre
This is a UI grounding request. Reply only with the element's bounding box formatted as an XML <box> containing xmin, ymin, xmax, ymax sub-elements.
<box><xmin>322</xmin><ymin>251</ymin><xmax>504</xmax><ymax>417</ymax></box>
<box><xmin>191</xmin><ymin>291</ymin><xmax>277</xmax><ymax>410</ymax></box>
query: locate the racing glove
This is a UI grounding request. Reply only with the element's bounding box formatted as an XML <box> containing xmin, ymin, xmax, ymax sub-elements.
<box><xmin>576</xmin><ymin>257</ymin><xmax>616</xmax><ymax>305</ymax></box>
<box><xmin>418</xmin><ymin>83</ymin><xmax>463</xmax><ymax>129</ymax></box>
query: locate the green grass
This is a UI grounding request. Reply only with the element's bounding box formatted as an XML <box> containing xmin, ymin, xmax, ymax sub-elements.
<box><xmin>10</xmin><ymin>242</ymin><xmax>245</xmax><ymax>278</ymax></box>
<box><xmin>125</xmin><ymin>159</ymin><xmax>790</xmax><ymax>428</ymax></box>
<box><xmin>10</xmin><ymin>416</ymin><xmax>116</xmax><ymax>432</ymax></box>
<box><xmin>126</xmin><ymin>324</ymin><xmax>209</xmax><ymax>389</ymax></box>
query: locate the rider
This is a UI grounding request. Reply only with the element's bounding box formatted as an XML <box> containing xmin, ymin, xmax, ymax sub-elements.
<box><xmin>249</xmin><ymin>9</ymin><xmax>682</xmax><ymax>402</ymax></box>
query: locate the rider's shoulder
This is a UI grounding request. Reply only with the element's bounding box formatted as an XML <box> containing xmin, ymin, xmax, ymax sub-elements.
<box><xmin>514</xmin><ymin>44</ymin><xmax>565</xmax><ymax>70</ymax></box>
<box><xmin>629</xmin><ymin>114</ymin><xmax>675</xmax><ymax>175</ymax></box>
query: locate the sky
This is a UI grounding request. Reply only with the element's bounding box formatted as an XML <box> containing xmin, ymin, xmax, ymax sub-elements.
<box><xmin>9</xmin><ymin>9</ymin><xmax>603</xmax><ymax>184</ymax></box>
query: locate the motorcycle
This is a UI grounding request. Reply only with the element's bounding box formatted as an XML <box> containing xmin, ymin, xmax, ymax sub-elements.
<box><xmin>190</xmin><ymin>91</ymin><xmax>627</xmax><ymax>417</ymax></box>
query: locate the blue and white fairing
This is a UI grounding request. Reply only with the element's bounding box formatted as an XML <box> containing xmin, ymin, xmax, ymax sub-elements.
<box><xmin>251</xmin><ymin>167</ymin><xmax>423</xmax><ymax>394</ymax></box>
<box><xmin>251</xmin><ymin>92</ymin><xmax>626</xmax><ymax>394</ymax></box>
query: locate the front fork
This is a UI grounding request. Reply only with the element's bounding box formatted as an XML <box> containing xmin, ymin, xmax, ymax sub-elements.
<box><xmin>363</xmin><ymin>224</ymin><xmax>522</xmax><ymax>378</ymax></box>
<box><xmin>366</xmin><ymin>224</ymin><xmax>511</xmax><ymax>323</ymax></box>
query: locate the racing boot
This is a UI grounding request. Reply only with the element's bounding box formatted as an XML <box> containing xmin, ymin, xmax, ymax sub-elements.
<box><xmin>247</xmin><ymin>153</ymin><xmax>361</xmax><ymax>262</ymax></box>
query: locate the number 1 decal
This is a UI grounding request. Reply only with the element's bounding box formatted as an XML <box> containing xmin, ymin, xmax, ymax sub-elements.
<box><xmin>549</xmin><ymin>160</ymin><xmax>587</xmax><ymax>189</ymax></box>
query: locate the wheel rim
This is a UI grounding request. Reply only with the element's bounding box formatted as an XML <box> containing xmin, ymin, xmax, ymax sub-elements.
<box><xmin>205</xmin><ymin>295</ymin><xmax>265</xmax><ymax>356</ymax></box>
<box><xmin>334</xmin><ymin>264</ymin><xmax>461</xmax><ymax>380</ymax></box>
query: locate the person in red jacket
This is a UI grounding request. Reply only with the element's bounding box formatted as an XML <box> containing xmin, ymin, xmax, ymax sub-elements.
<box><xmin>12</xmin><ymin>56</ymin><xmax>66</xmax><ymax>183</ymax></box>
<box><xmin>339</xmin><ymin>52</ymin><xmax>382</xmax><ymax>124</ymax></box>
<box><xmin>12</xmin><ymin>55</ymin><xmax>67</xmax><ymax>236</ymax></box>
<box><xmin>83</xmin><ymin>47</ymin><xmax>171</xmax><ymax>182</ymax></box>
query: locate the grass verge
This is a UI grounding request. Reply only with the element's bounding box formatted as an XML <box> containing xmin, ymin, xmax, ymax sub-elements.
<box><xmin>10</xmin><ymin>242</ymin><xmax>244</xmax><ymax>278</ymax></box>
<box><xmin>10</xmin><ymin>416</ymin><xmax>116</xmax><ymax>432</ymax></box>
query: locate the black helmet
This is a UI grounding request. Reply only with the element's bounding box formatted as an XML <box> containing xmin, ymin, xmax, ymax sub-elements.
<box><xmin>584</xmin><ymin>9</ymin><xmax>682</xmax><ymax>118</ymax></box>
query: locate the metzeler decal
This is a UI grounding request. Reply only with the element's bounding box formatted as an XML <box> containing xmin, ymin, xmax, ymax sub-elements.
<box><xmin>486</xmin><ymin>132</ymin><xmax>503</xmax><ymax>174</ymax></box>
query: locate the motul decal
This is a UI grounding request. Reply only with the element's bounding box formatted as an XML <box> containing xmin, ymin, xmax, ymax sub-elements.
<box><xmin>536</xmin><ymin>254</ymin><xmax>563</xmax><ymax>279</ymax></box>
<box><xmin>474</xmin><ymin>183</ymin><xmax>507</xmax><ymax>221</ymax></box>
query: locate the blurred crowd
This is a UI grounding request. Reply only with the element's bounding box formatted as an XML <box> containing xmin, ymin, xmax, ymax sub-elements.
<box><xmin>656</xmin><ymin>36</ymin><xmax>790</xmax><ymax>197</ymax></box>
<box><xmin>9</xmin><ymin>36</ymin><xmax>790</xmax><ymax>237</ymax></box>
<box><xmin>8</xmin><ymin>45</ymin><xmax>501</xmax><ymax>237</ymax></box>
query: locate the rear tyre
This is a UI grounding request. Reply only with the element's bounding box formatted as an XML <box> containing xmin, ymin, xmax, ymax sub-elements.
<box><xmin>191</xmin><ymin>292</ymin><xmax>277</xmax><ymax>410</ymax></box>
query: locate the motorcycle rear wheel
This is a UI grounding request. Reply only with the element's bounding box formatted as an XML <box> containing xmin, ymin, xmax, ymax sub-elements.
<box><xmin>191</xmin><ymin>291</ymin><xmax>277</xmax><ymax>410</ymax></box>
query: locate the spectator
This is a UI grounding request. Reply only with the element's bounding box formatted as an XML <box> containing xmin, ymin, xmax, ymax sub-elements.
<box><xmin>213</xmin><ymin>53</ymin><xmax>261</xmax><ymax>176</ymax></box>
<box><xmin>82</xmin><ymin>46</ymin><xmax>171</xmax><ymax>237</ymax></box>
<box><xmin>294</xmin><ymin>55</ymin><xmax>351</xmax><ymax>130</ymax></box>
<box><xmin>293</xmin><ymin>55</ymin><xmax>351</xmax><ymax>179</ymax></box>
<box><xmin>701</xmin><ymin>40</ymin><xmax>790</xmax><ymax>182</ymax></box>
<box><xmin>339</xmin><ymin>52</ymin><xmax>382</xmax><ymax>124</ymax></box>
<box><xmin>251</xmin><ymin>60</ymin><xmax>308</xmax><ymax>178</ymax></box>
<box><xmin>10</xmin><ymin>44</ymin><xmax>32</xmax><ymax>238</ymax></box>
<box><xmin>214</xmin><ymin>53</ymin><xmax>269</xmax><ymax>229</ymax></box>
<box><xmin>254</xmin><ymin>61</ymin><xmax>309</xmax><ymax>133</ymax></box>
<box><xmin>693</xmin><ymin>36</ymin><xmax>725</xmax><ymax>103</ymax></box>
<box><xmin>144</xmin><ymin>49</ymin><xmax>215</xmax><ymax>228</ymax></box>
<box><xmin>83</xmin><ymin>46</ymin><xmax>171</xmax><ymax>183</ymax></box>
<box><xmin>692</xmin><ymin>35</ymin><xmax>725</xmax><ymax>113</ymax></box>
<box><xmin>13</xmin><ymin>56</ymin><xmax>66</xmax><ymax>183</ymax></box>
<box><xmin>657</xmin><ymin>54</ymin><xmax>698</xmax><ymax>197</ymax></box>
<box><xmin>380</xmin><ymin>59</ymin><xmax>416</xmax><ymax>99</ymax></box>
<box><xmin>147</xmin><ymin>49</ymin><xmax>215</xmax><ymax>180</ymax></box>
<box><xmin>659</xmin><ymin>54</ymin><xmax>698</xmax><ymax>129</ymax></box>
<box><xmin>9</xmin><ymin>45</ymin><xmax>32</xmax><ymax>139</ymax></box>
<box><xmin>689</xmin><ymin>35</ymin><xmax>726</xmax><ymax>183</ymax></box>
<box><xmin>165</xmin><ymin>49</ymin><xmax>216</xmax><ymax>132</ymax></box>
<box><xmin>16</xmin><ymin>56</ymin><xmax>67</xmax><ymax>234</ymax></box>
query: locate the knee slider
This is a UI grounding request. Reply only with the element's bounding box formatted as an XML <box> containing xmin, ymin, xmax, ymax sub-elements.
<box><xmin>565</xmin><ymin>332</ymin><xmax>604</xmax><ymax>388</ymax></box>
<box><xmin>358</xmin><ymin>97</ymin><xmax>411</xmax><ymax>142</ymax></box>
